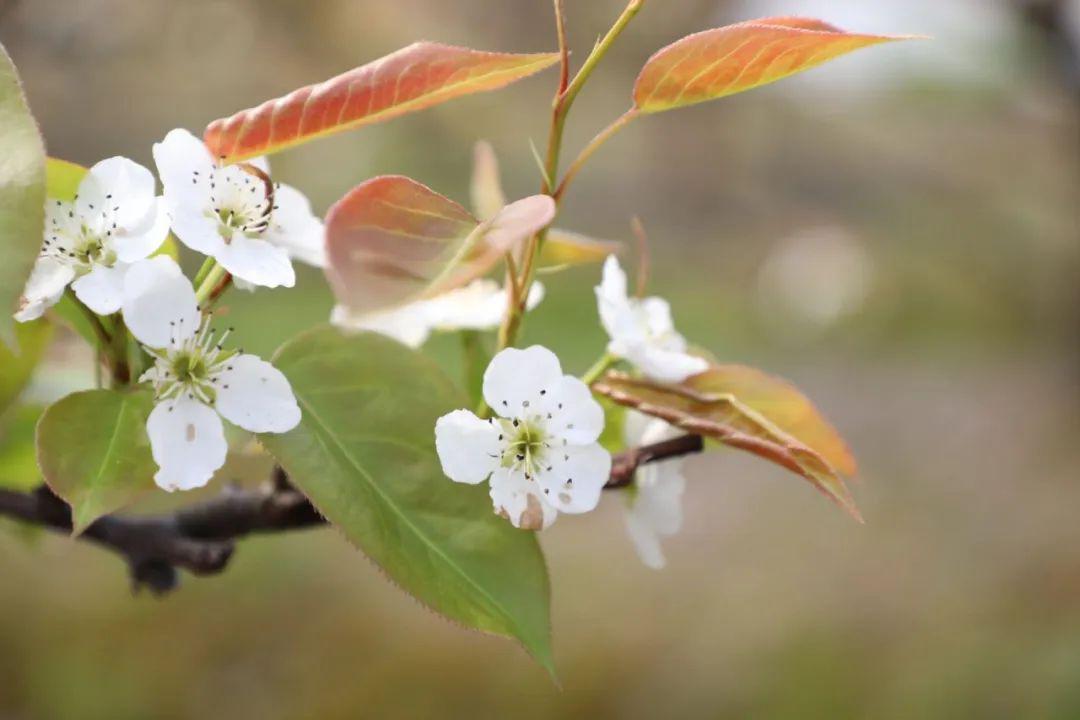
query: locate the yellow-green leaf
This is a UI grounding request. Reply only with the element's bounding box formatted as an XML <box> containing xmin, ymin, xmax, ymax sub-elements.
<box><xmin>0</xmin><ymin>320</ymin><xmax>52</xmax><ymax>415</ymax></box>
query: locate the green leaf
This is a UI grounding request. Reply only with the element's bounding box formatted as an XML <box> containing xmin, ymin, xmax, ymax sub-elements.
<box><xmin>45</xmin><ymin>156</ymin><xmax>85</xmax><ymax>200</ymax></box>
<box><xmin>36</xmin><ymin>388</ymin><xmax>156</xmax><ymax>534</ymax></box>
<box><xmin>0</xmin><ymin>404</ymin><xmax>45</xmax><ymax>491</ymax></box>
<box><xmin>0</xmin><ymin>320</ymin><xmax>52</xmax><ymax>414</ymax></box>
<box><xmin>261</xmin><ymin>327</ymin><xmax>554</xmax><ymax>673</ymax></box>
<box><xmin>459</xmin><ymin>330</ymin><xmax>491</xmax><ymax>403</ymax></box>
<box><xmin>0</xmin><ymin>42</ymin><xmax>47</xmax><ymax>348</ymax></box>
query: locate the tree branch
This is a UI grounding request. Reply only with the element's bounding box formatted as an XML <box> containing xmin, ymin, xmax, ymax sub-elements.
<box><xmin>0</xmin><ymin>436</ymin><xmax>703</xmax><ymax>594</ymax></box>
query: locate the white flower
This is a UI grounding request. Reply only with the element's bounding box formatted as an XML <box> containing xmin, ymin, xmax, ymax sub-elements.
<box><xmin>121</xmin><ymin>256</ymin><xmax>301</xmax><ymax>491</ymax></box>
<box><xmin>152</xmin><ymin>128</ymin><xmax>325</xmax><ymax>290</ymax></box>
<box><xmin>434</xmin><ymin>345</ymin><xmax>611</xmax><ymax>529</ymax></box>
<box><xmin>622</xmin><ymin>411</ymin><xmax>686</xmax><ymax>569</ymax></box>
<box><xmin>332</xmin><ymin>279</ymin><xmax>544</xmax><ymax>349</ymax></box>
<box><xmin>595</xmin><ymin>255</ymin><xmax>707</xmax><ymax>383</ymax></box>
<box><xmin>15</xmin><ymin>157</ymin><xmax>169</xmax><ymax>321</ymax></box>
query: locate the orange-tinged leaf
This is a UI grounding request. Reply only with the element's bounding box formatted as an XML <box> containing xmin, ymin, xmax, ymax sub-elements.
<box><xmin>593</xmin><ymin>370</ymin><xmax>861</xmax><ymax>522</ymax></box>
<box><xmin>470</xmin><ymin>140</ymin><xmax>619</xmax><ymax>269</ymax></box>
<box><xmin>694</xmin><ymin>364</ymin><xmax>857</xmax><ymax>477</ymax></box>
<box><xmin>325</xmin><ymin>175</ymin><xmax>554</xmax><ymax>314</ymax></box>
<box><xmin>633</xmin><ymin>17</ymin><xmax>912</xmax><ymax>113</ymax></box>
<box><xmin>205</xmin><ymin>43</ymin><xmax>560</xmax><ymax>162</ymax></box>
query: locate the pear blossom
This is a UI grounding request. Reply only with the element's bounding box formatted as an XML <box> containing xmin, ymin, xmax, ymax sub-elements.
<box><xmin>332</xmin><ymin>279</ymin><xmax>545</xmax><ymax>349</ymax></box>
<box><xmin>121</xmin><ymin>256</ymin><xmax>300</xmax><ymax>491</ymax></box>
<box><xmin>622</xmin><ymin>411</ymin><xmax>687</xmax><ymax>569</ymax></box>
<box><xmin>15</xmin><ymin>157</ymin><xmax>169</xmax><ymax>321</ymax></box>
<box><xmin>152</xmin><ymin>128</ymin><xmax>324</xmax><ymax>290</ymax></box>
<box><xmin>434</xmin><ymin>345</ymin><xmax>610</xmax><ymax>529</ymax></box>
<box><xmin>595</xmin><ymin>255</ymin><xmax>708</xmax><ymax>383</ymax></box>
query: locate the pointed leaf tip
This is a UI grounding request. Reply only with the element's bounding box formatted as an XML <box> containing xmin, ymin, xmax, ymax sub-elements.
<box><xmin>633</xmin><ymin>17</ymin><xmax>917</xmax><ymax>113</ymax></box>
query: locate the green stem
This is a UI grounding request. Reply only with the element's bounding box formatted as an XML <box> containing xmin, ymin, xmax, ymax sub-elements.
<box><xmin>555</xmin><ymin>108</ymin><xmax>639</xmax><ymax>201</ymax></box>
<box><xmin>543</xmin><ymin>0</ymin><xmax>646</xmax><ymax>195</ymax></box>
<box><xmin>109</xmin><ymin>316</ymin><xmax>132</xmax><ymax>387</ymax></box>
<box><xmin>192</xmin><ymin>256</ymin><xmax>216</xmax><ymax>289</ymax></box>
<box><xmin>581</xmin><ymin>352</ymin><xmax>618</xmax><ymax>386</ymax></box>
<box><xmin>194</xmin><ymin>262</ymin><xmax>228</xmax><ymax>307</ymax></box>
<box><xmin>499</xmin><ymin>0</ymin><xmax>646</xmax><ymax>352</ymax></box>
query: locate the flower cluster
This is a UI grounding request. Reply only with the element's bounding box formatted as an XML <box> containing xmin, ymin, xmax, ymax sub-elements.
<box><xmin>16</xmin><ymin>129</ymin><xmax>321</xmax><ymax>491</ymax></box>
<box><xmin>18</xmin><ymin>131</ymin><xmax>699</xmax><ymax>568</ymax></box>
<box><xmin>431</xmin><ymin>253</ymin><xmax>702</xmax><ymax>567</ymax></box>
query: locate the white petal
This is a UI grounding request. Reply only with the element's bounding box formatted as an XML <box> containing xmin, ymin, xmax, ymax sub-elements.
<box><xmin>482</xmin><ymin>345</ymin><xmax>563</xmax><ymax>419</ymax></box>
<box><xmin>146</xmin><ymin>396</ymin><xmax>227</xmax><ymax>492</ymax></box>
<box><xmin>429</xmin><ymin>280</ymin><xmax>544</xmax><ymax>332</ymax></box>
<box><xmin>213</xmin><ymin>353</ymin><xmax>301</xmax><ymax>433</ymax></box>
<box><xmin>121</xmin><ymin>256</ymin><xmax>199</xmax><ymax>348</ymax></box>
<box><xmin>330</xmin><ymin>302</ymin><xmax>433</xmax><ymax>348</ymax></box>
<box><xmin>626</xmin><ymin>345</ymin><xmax>708</xmax><ymax>384</ymax></box>
<box><xmin>216</xmin><ymin>234</ymin><xmax>296</xmax><ymax>289</ymax></box>
<box><xmin>540</xmin><ymin>375</ymin><xmax>605</xmax><ymax>444</ymax></box>
<box><xmin>639</xmin><ymin>297</ymin><xmax>680</xmax><ymax>346</ymax></box>
<box><xmin>625</xmin><ymin>459</ymin><xmax>687</xmax><ymax>569</ymax></box>
<box><xmin>111</xmin><ymin>197</ymin><xmax>171</xmax><ymax>263</ymax></box>
<box><xmin>623</xmin><ymin>410</ymin><xmax>681</xmax><ymax>446</ymax></box>
<box><xmin>625</xmin><ymin>508</ymin><xmax>666</xmax><ymax>569</ymax></box>
<box><xmin>636</xmin><ymin>461</ymin><xmax>686</xmax><ymax>534</ymax></box>
<box><xmin>535</xmin><ymin>441</ymin><xmax>611</xmax><ymax>514</ymax></box>
<box><xmin>71</xmin><ymin>262</ymin><xmax>128</xmax><ymax>315</ymax></box>
<box><xmin>596</xmin><ymin>255</ymin><xmax>644</xmax><ymax>347</ymax></box>
<box><xmin>434</xmin><ymin>409</ymin><xmax>502</xmax><ymax>484</ymax></box>
<box><xmin>166</xmin><ymin>205</ymin><xmax>227</xmax><ymax>258</ymax></box>
<box><xmin>265</xmin><ymin>184</ymin><xmax>326</xmax><ymax>268</ymax></box>
<box><xmin>86</xmin><ymin>156</ymin><xmax>157</xmax><ymax>230</ymax></box>
<box><xmin>153</xmin><ymin>128</ymin><xmax>216</xmax><ymax>197</ymax></box>
<box><xmin>14</xmin><ymin>256</ymin><xmax>74</xmax><ymax>321</ymax></box>
<box><xmin>489</xmin><ymin>467</ymin><xmax>558</xmax><ymax>530</ymax></box>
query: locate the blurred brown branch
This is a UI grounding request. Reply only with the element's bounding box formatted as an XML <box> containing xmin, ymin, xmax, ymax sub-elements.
<box><xmin>0</xmin><ymin>437</ymin><xmax>703</xmax><ymax>594</ymax></box>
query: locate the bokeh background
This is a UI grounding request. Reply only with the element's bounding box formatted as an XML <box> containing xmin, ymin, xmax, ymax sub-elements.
<box><xmin>2</xmin><ymin>0</ymin><xmax>1079</xmax><ymax>717</ymax></box>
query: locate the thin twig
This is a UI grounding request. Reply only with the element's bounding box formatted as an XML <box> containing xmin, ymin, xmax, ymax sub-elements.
<box><xmin>0</xmin><ymin>435</ymin><xmax>704</xmax><ymax>594</ymax></box>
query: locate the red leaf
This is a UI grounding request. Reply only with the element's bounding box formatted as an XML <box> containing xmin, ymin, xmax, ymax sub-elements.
<box><xmin>205</xmin><ymin>43</ymin><xmax>560</xmax><ymax>162</ymax></box>
<box><xmin>633</xmin><ymin>17</ymin><xmax>913</xmax><ymax>112</ymax></box>
<box><xmin>325</xmin><ymin>175</ymin><xmax>554</xmax><ymax>314</ymax></box>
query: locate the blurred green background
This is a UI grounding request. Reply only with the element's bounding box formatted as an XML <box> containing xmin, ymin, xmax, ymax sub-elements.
<box><xmin>2</xmin><ymin>0</ymin><xmax>1079</xmax><ymax>717</ymax></box>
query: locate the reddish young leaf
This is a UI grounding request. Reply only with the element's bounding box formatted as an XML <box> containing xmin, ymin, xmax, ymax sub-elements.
<box><xmin>593</xmin><ymin>370</ymin><xmax>861</xmax><ymax>522</ymax></box>
<box><xmin>325</xmin><ymin>175</ymin><xmax>554</xmax><ymax>314</ymax></box>
<box><xmin>205</xmin><ymin>43</ymin><xmax>559</xmax><ymax>162</ymax></box>
<box><xmin>633</xmin><ymin>17</ymin><xmax>912</xmax><ymax>112</ymax></box>
<box><xmin>470</xmin><ymin>140</ymin><xmax>620</xmax><ymax>267</ymax></box>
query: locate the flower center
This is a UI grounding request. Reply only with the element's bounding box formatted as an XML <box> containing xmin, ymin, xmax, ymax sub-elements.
<box><xmin>501</xmin><ymin>417</ymin><xmax>550</xmax><ymax>480</ymax></box>
<box><xmin>42</xmin><ymin>198</ymin><xmax>120</xmax><ymax>271</ymax></box>
<box><xmin>199</xmin><ymin>162</ymin><xmax>277</xmax><ymax>244</ymax></box>
<box><xmin>143</xmin><ymin>317</ymin><xmax>237</xmax><ymax>407</ymax></box>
